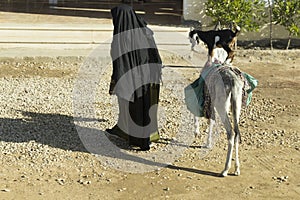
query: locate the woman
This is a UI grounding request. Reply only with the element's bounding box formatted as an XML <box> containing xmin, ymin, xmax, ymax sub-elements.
<box><xmin>106</xmin><ymin>4</ymin><xmax>162</xmax><ymax>151</ymax></box>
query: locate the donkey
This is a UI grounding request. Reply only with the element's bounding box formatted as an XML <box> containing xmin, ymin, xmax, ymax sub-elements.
<box><xmin>193</xmin><ymin>48</ymin><xmax>244</xmax><ymax>177</ymax></box>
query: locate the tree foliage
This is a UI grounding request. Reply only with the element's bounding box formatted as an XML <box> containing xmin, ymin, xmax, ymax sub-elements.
<box><xmin>205</xmin><ymin>0</ymin><xmax>266</xmax><ymax>31</ymax></box>
<box><xmin>272</xmin><ymin>0</ymin><xmax>300</xmax><ymax>49</ymax></box>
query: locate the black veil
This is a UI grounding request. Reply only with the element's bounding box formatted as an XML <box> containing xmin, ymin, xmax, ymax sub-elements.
<box><xmin>110</xmin><ymin>4</ymin><xmax>162</xmax><ymax>102</ymax></box>
<box><xmin>111</xmin><ymin>4</ymin><xmax>147</xmax><ymax>35</ymax></box>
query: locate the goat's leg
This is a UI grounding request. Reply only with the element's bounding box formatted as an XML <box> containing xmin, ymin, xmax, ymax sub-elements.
<box><xmin>208</xmin><ymin>45</ymin><xmax>214</xmax><ymax>58</ymax></box>
<box><xmin>220</xmin><ymin>43</ymin><xmax>234</xmax><ymax>64</ymax></box>
<box><xmin>205</xmin><ymin>45</ymin><xmax>214</xmax><ymax>66</ymax></box>
<box><xmin>204</xmin><ymin>57</ymin><xmax>212</xmax><ymax>68</ymax></box>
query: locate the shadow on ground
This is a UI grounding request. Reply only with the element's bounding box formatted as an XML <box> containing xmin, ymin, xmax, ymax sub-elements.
<box><xmin>0</xmin><ymin>110</ymin><xmax>223</xmax><ymax>177</ymax></box>
<box><xmin>0</xmin><ymin>111</ymin><xmax>91</xmax><ymax>152</ymax></box>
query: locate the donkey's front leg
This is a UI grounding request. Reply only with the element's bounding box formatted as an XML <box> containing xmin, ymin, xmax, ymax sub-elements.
<box><xmin>220</xmin><ymin>134</ymin><xmax>234</xmax><ymax>177</ymax></box>
<box><xmin>194</xmin><ymin>116</ymin><xmax>200</xmax><ymax>137</ymax></box>
<box><xmin>206</xmin><ymin>118</ymin><xmax>215</xmax><ymax>148</ymax></box>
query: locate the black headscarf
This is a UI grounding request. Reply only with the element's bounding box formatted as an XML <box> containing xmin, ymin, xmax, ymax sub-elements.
<box><xmin>111</xmin><ymin>4</ymin><xmax>147</xmax><ymax>35</ymax></box>
<box><xmin>110</xmin><ymin>4</ymin><xmax>162</xmax><ymax>102</ymax></box>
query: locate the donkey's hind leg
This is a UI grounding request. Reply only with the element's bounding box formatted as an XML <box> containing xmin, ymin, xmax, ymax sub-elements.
<box><xmin>214</xmin><ymin>97</ymin><xmax>234</xmax><ymax>177</ymax></box>
<box><xmin>220</xmin><ymin>115</ymin><xmax>234</xmax><ymax>177</ymax></box>
<box><xmin>234</xmin><ymin>135</ymin><xmax>240</xmax><ymax>176</ymax></box>
<box><xmin>232</xmin><ymin>86</ymin><xmax>243</xmax><ymax>176</ymax></box>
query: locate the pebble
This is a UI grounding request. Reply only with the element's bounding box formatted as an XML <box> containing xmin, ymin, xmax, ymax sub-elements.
<box><xmin>117</xmin><ymin>188</ymin><xmax>127</xmax><ymax>192</ymax></box>
<box><xmin>1</xmin><ymin>188</ymin><xmax>10</xmax><ymax>192</ymax></box>
<box><xmin>56</xmin><ymin>178</ymin><xmax>65</xmax><ymax>185</ymax></box>
<box><xmin>273</xmin><ymin>176</ymin><xmax>289</xmax><ymax>183</ymax></box>
<box><xmin>78</xmin><ymin>180</ymin><xmax>91</xmax><ymax>185</ymax></box>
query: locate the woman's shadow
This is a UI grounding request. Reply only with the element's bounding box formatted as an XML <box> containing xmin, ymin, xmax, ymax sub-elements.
<box><xmin>0</xmin><ymin>110</ymin><xmax>91</xmax><ymax>152</ymax></box>
<box><xmin>0</xmin><ymin>110</ymin><xmax>220</xmax><ymax>177</ymax></box>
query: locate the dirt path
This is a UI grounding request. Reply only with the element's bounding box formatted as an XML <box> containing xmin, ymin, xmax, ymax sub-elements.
<box><xmin>0</xmin><ymin>50</ymin><xmax>299</xmax><ymax>200</ymax></box>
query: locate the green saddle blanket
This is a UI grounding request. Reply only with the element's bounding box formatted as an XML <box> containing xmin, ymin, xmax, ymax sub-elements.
<box><xmin>184</xmin><ymin>64</ymin><xmax>258</xmax><ymax>117</ymax></box>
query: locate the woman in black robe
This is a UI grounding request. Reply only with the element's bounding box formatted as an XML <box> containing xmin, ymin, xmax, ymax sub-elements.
<box><xmin>106</xmin><ymin>4</ymin><xmax>162</xmax><ymax>151</ymax></box>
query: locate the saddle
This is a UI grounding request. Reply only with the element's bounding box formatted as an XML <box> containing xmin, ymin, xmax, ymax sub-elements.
<box><xmin>184</xmin><ymin>63</ymin><xmax>258</xmax><ymax>119</ymax></box>
<box><xmin>203</xmin><ymin>65</ymin><xmax>251</xmax><ymax>119</ymax></box>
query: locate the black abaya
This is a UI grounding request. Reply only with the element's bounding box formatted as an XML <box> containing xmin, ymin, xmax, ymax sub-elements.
<box><xmin>108</xmin><ymin>4</ymin><xmax>162</xmax><ymax>150</ymax></box>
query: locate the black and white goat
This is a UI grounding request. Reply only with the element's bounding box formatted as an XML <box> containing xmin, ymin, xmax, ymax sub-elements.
<box><xmin>189</xmin><ymin>24</ymin><xmax>240</xmax><ymax>64</ymax></box>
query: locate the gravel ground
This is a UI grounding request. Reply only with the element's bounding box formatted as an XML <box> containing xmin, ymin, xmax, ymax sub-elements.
<box><xmin>0</xmin><ymin>50</ymin><xmax>299</xmax><ymax>199</ymax></box>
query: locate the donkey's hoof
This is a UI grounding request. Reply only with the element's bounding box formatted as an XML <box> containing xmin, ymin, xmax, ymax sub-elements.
<box><xmin>234</xmin><ymin>170</ymin><xmax>240</xmax><ymax>176</ymax></box>
<box><xmin>219</xmin><ymin>171</ymin><xmax>228</xmax><ymax>177</ymax></box>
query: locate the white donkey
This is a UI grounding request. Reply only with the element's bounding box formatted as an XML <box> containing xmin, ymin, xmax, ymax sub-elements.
<box><xmin>194</xmin><ymin>48</ymin><xmax>243</xmax><ymax>177</ymax></box>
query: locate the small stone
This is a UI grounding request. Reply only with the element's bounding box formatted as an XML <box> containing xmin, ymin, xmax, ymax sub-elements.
<box><xmin>84</xmin><ymin>181</ymin><xmax>91</xmax><ymax>185</ymax></box>
<box><xmin>56</xmin><ymin>178</ymin><xmax>65</xmax><ymax>185</ymax></box>
<box><xmin>117</xmin><ymin>188</ymin><xmax>126</xmax><ymax>192</ymax></box>
<box><xmin>1</xmin><ymin>188</ymin><xmax>10</xmax><ymax>192</ymax></box>
<box><xmin>21</xmin><ymin>175</ymin><xmax>27</xmax><ymax>179</ymax></box>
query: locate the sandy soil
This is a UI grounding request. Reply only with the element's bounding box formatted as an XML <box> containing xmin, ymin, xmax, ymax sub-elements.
<box><xmin>0</xmin><ymin>49</ymin><xmax>299</xmax><ymax>200</ymax></box>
